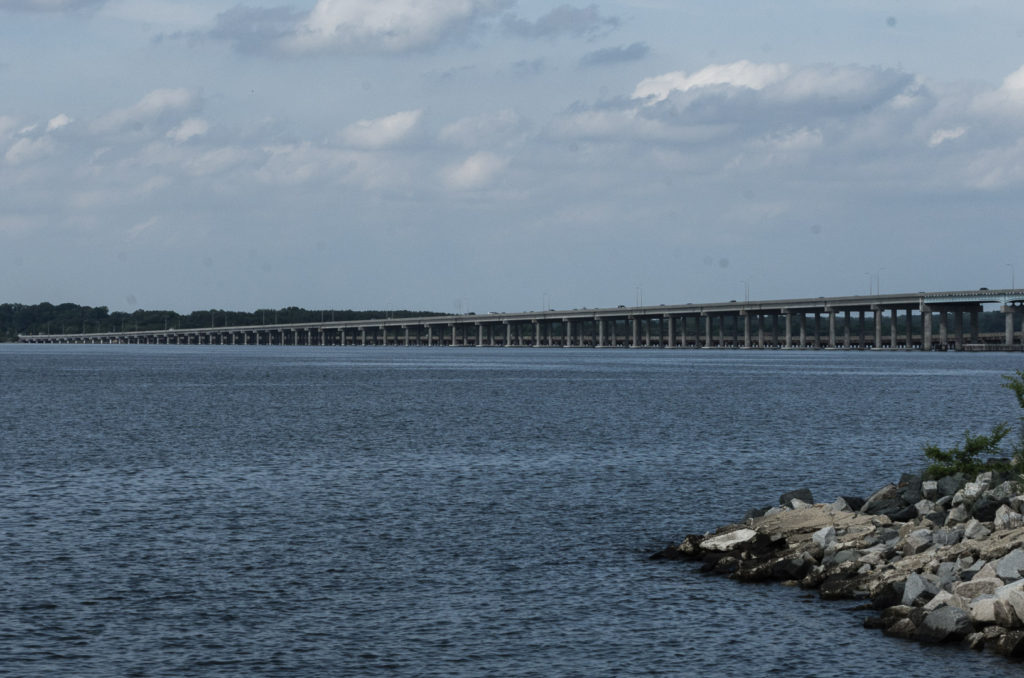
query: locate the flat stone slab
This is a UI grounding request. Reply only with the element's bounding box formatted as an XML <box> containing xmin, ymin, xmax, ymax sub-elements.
<box><xmin>701</xmin><ymin>528</ymin><xmax>758</xmax><ymax>552</ymax></box>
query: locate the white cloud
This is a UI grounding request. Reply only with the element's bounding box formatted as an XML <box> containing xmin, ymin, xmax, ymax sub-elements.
<box><xmin>94</xmin><ymin>88</ymin><xmax>199</xmax><ymax>133</ymax></box>
<box><xmin>442</xmin><ymin>151</ymin><xmax>506</xmax><ymax>189</ymax></box>
<box><xmin>47</xmin><ymin>113</ymin><xmax>72</xmax><ymax>131</ymax></box>
<box><xmin>341</xmin><ymin>110</ymin><xmax>422</xmax><ymax>148</ymax></box>
<box><xmin>5</xmin><ymin>136</ymin><xmax>55</xmax><ymax>164</ymax></box>
<box><xmin>167</xmin><ymin>117</ymin><xmax>209</xmax><ymax>143</ymax></box>
<box><xmin>282</xmin><ymin>0</ymin><xmax>501</xmax><ymax>53</ymax></box>
<box><xmin>633</xmin><ymin>61</ymin><xmax>790</xmax><ymax>102</ymax></box>
<box><xmin>928</xmin><ymin>127</ymin><xmax>966</xmax><ymax>147</ymax></box>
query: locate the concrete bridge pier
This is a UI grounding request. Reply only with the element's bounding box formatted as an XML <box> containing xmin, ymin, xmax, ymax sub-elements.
<box><xmin>921</xmin><ymin>304</ymin><xmax>933</xmax><ymax>350</ymax></box>
<box><xmin>844</xmin><ymin>311</ymin><xmax>852</xmax><ymax>348</ymax></box>
<box><xmin>1004</xmin><ymin>306</ymin><xmax>1017</xmax><ymax>345</ymax></box>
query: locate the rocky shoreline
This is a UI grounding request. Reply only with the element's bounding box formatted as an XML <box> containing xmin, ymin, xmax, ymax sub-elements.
<box><xmin>652</xmin><ymin>471</ymin><xmax>1024</xmax><ymax>657</ymax></box>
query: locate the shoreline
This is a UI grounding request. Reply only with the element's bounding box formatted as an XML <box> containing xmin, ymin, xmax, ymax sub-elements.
<box><xmin>652</xmin><ymin>471</ymin><xmax>1024</xmax><ymax>657</ymax></box>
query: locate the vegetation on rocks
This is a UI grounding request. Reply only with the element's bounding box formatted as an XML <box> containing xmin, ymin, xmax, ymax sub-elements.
<box><xmin>923</xmin><ymin>370</ymin><xmax>1024</xmax><ymax>479</ymax></box>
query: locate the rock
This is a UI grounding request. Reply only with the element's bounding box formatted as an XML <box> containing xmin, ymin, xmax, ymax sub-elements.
<box><xmin>935</xmin><ymin>561</ymin><xmax>961</xmax><ymax>589</ymax></box>
<box><xmin>996</xmin><ymin>548</ymin><xmax>1024</xmax><ymax>581</ymax></box>
<box><xmin>972</xmin><ymin>497</ymin><xmax>1001</xmax><ymax>522</ymax></box>
<box><xmin>930</xmin><ymin>591</ymin><xmax>969</xmax><ymax>613</ymax></box>
<box><xmin>790</xmin><ymin>498</ymin><xmax>812</xmax><ymax>509</ymax></box>
<box><xmin>829</xmin><ymin>497</ymin><xmax>852</xmax><ymax>512</ymax></box>
<box><xmin>871</xmin><ymin>580</ymin><xmax>905</xmax><ymax>609</ymax></box>
<box><xmin>891</xmin><ymin>504</ymin><xmax>919</xmax><ymax>522</ymax></box>
<box><xmin>990</xmin><ymin>480</ymin><xmax>1019</xmax><ymax>503</ymax></box>
<box><xmin>933</xmin><ymin>527</ymin><xmax>963</xmax><ymax>546</ymax></box>
<box><xmin>861</xmin><ymin>483</ymin><xmax>904</xmax><ymax>516</ymax></box>
<box><xmin>964</xmin><ymin>631</ymin><xmax>986</xmax><ymax>650</ymax></box>
<box><xmin>994</xmin><ymin>505</ymin><xmax>1024</xmax><ymax>532</ymax></box>
<box><xmin>937</xmin><ymin>473</ymin><xmax>967</xmax><ymax>498</ymax></box>
<box><xmin>963</xmin><ymin>481</ymin><xmax>987</xmax><ymax>501</ymax></box>
<box><xmin>968</xmin><ymin>595</ymin><xmax>1019</xmax><ymax>627</ymax></box>
<box><xmin>779</xmin><ymin>488</ymin><xmax>813</xmax><ymax>506</ymax></box>
<box><xmin>903</xmin><ymin>572</ymin><xmax>938</xmax><ymax>606</ymax></box>
<box><xmin>998</xmin><ymin>580</ymin><xmax>1024</xmax><ymax>623</ymax></box>
<box><xmin>914</xmin><ymin>499</ymin><xmax>936</xmax><ymax>517</ymax></box>
<box><xmin>770</xmin><ymin>555</ymin><xmax>813</xmax><ymax>581</ymax></box>
<box><xmin>884</xmin><ymin>618</ymin><xmax>918</xmax><ymax>640</ymax></box>
<box><xmin>915</xmin><ymin>605</ymin><xmax>974</xmax><ymax>643</ymax></box>
<box><xmin>945</xmin><ymin>505</ymin><xmax>971</xmax><ymax>526</ymax></box>
<box><xmin>838</xmin><ymin>495</ymin><xmax>865</xmax><ymax>511</ymax></box>
<box><xmin>812</xmin><ymin>525</ymin><xmax>836</xmax><ymax>550</ymax></box>
<box><xmin>700</xmin><ymin>528</ymin><xmax>758</xmax><ymax>552</ymax></box>
<box><xmin>743</xmin><ymin>505</ymin><xmax>772</xmax><ymax>521</ymax></box>
<box><xmin>953</xmin><ymin>577</ymin><xmax>1003</xmax><ymax>599</ymax></box>
<box><xmin>1012</xmin><ymin>495</ymin><xmax>1024</xmax><ymax>514</ymax></box>
<box><xmin>990</xmin><ymin>629</ymin><xmax>1024</xmax><ymax>657</ymax></box>
<box><xmin>963</xmin><ymin>519</ymin><xmax>991</xmax><ymax>541</ymax></box>
<box><xmin>900</xmin><ymin>474</ymin><xmax>923</xmax><ymax>505</ymax></box>
<box><xmin>903</xmin><ymin>529</ymin><xmax>934</xmax><ymax>556</ymax></box>
<box><xmin>922</xmin><ymin>480</ymin><xmax>939</xmax><ymax>500</ymax></box>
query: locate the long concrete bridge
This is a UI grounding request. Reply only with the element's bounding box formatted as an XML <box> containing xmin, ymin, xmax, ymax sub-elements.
<box><xmin>17</xmin><ymin>289</ymin><xmax>1024</xmax><ymax>350</ymax></box>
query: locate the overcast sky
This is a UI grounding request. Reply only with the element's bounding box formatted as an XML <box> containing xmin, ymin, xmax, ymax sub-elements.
<box><xmin>4</xmin><ymin>1</ymin><xmax>1024</xmax><ymax>313</ymax></box>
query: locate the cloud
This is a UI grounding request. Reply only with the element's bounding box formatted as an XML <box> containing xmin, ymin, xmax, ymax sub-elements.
<box><xmin>277</xmin><ymin>0</ymin><xmax>506</xmax><ymax>54</ymax></box>
<box><xmin>502</xmin><ymin>4</ymin><xmax>619</xmax><ymax>39</ymax></box>
<box><xmin>580</xmin><ymin>42</ymin><xmax>649</xmax><ymax>68</ymax></box>
<box><xmin>47</xmin><ymin>113</ymin><xmax>72</xmax><ymax>131</ymax></box>
<box><xmin>442</xmin><ymin>151</ymin><xmax>506</xmax><ymax>189</ymax></box>
<box><xmin>5</xmin><ymin>135</ymin><xmax>55</xmax><ymax>164</ymax></box>
<box><xmin>633</xmin><ymin>61</ymin><xmax>790</xmax><ymax>102</ymax></box>
<box><xmin>167</xmin><ymin>118</ymin><xmax>209</xmax><ymax>143</ymax></box>
<box><xmin>0</xmin><ymin>0</ymin><xmax>105</xmax><ymax>12</ymax></box>
<box><xmin>928</xmin><ymin>127</ymin><xmax>966</xmax><ymax>147</ymax></box>
<box><xmin>93</xmin><ymin>88</ymin><xmax>199</xmax><ymax>133</ymax></box>
<box><xmin>341</xmin><ymin>110</ymin><xmax>422</xmax><ymax>149</ymax></box>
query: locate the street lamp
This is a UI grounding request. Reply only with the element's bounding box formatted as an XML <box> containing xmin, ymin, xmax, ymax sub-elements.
<box><xmin>740</xmin><ymin>279</ymin><xmax>750</xmax><ymax>302</ymax></box>
<box><xmin>1007</xmin><ymin>263</ymin><xmax>1015</xmax><ymax>289</ymax></box>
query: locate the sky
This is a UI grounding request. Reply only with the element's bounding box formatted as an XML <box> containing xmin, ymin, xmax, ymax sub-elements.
<box><xmin>4</xmin><ymin>1</ymin><xmax>1024</xmax><ymax>314</ymax></box>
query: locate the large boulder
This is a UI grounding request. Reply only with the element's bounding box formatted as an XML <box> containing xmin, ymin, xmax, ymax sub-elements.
<box><xmin>994</xmin><ymin>506</ymin><xmax>1024</xmax><ymax>532</ymax></box>
<box><xmin>968</xmin><ymin>595</ymin><xmax>1019</xmax><ymax>627</ymax></box>
<box><xmin>861</xmin><ymin>484</ymin><xmax>905</xmax><ymax>517</ymax></box>
<box><xmin>953</xmin><ymin>577</ymin><xmax>1003</xmax><ymax>599</ymax></box>
<box><xmin>915</xmin><ymin>606</ymin><xmax>974</xmax><ymax>643</ymax></box>
<box><xmin>937</xmin><ymin>473</ymin><xmax>967</xmax><ymax>498</ymax></box>
<box><xmin>995</xmin><ymin>548</ymin><xmax>1024</xmax><ymax>581</ymax></box>
<box><xmin>902</xmin><ymin>572</ymin><xmax>938</xmax><ymax>606</ymax></box>
<box><xmin>779</xmin><ymin>488</ymin><xmax>813</xmax><ymax>506</ymax></box>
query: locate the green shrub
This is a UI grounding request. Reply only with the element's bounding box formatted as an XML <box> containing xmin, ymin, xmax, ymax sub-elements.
<box><xmin>922</xmin><ymin>370</ymin><xmax>1024</xmax><ymax>479</ymax></box>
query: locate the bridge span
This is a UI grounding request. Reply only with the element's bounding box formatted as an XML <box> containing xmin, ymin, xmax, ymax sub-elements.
<box><xmin>17</xmin><ymin>289</ymin><xmax>1024</xmax><ymax>350</ymax></box>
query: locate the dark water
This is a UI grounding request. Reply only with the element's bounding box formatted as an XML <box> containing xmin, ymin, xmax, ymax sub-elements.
<box><xmin>2</xmin><ymin>344</ymin><xmax>1024</xmax><ymax>677</ymax></box>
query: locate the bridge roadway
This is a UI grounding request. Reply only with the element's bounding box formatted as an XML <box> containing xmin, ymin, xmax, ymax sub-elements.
<box><xmin>18</xmin><ymin>288</ymin><xmax>1024</xmax><ymax>350</ymax></box>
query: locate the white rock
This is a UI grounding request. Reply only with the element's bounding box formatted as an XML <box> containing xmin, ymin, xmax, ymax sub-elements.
<box><xmin>963</xmin><ymin>519</ymin><xmax>991</xmax><ymax>541</ymax></box>
<box><xmin>812</xmin><ymin>525</ymin><xmax>836</xmax><ymax>550</ymax></box>
<box><xmin>701</xmin><ymin>528</ymin><xmax>758</xmax><ymax>552</ymax></box>
<box><xmin>994</xmin><ymin>505</ymin><xmax>1024</xmax><ymax>531</ymax></box>
<box><xmin>922</xmin><ymin>480</ymin><xmax>939</xmax><ymax>500</ymax></box>
<box><xmin>963</xmin><ymin>481</ymin><xmax>985</xmax><ymax>500</ymax></box>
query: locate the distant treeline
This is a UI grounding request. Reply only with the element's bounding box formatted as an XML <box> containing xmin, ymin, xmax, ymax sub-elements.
<box><xmin>1</xmin><ymin>302</ymin><xmax>445</xmax><ymax>342</ymax></box>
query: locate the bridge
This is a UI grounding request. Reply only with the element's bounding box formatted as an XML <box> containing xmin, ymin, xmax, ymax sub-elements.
<box><xmin>17</xmin><ymin>288</ymin><xmax>1024</xmax><ymax>350</ymax></box>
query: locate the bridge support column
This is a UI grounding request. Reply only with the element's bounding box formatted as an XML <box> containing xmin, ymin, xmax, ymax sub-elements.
<box><xmin>844</xmin><ymin>311</ymin><xmax>852</xmax><ymax>348</ymax></box>
<box><xmin>505</xmin><ymin>322</ymin><xmax>512</xmax><ymax>347</ymax></box>
<box><xmin>742</xmin><ymin>312</ymin><xmax>751</xmax><ymax>348</ymax></box>
<box><xmin>718</xmin><ymin>316</ymin><xmax>726</xmax><ymax>347</ymax></box>
<box><xmin>757</xmin><ymin>315</ymin><xmax>765</xmax><ymax>348</ymax></box>
<box><xmin>874</xmin><ymin>308</ymin><xmax>882</xmax><ymax>349</ymax></box>
<box><xmin>828</xmin><ymin>310</ymin><xmax>837</xmax><ymax>348</ymax></box>
<box><xmin>798</xmin><ymin>314</ymin><xmax>807</xmax><ymax>348</ymax></box>
<box><xmin>666</xmin><ymin>316</ymin><xmax>675</xmax><ymax>348</ymax></box>
<box><xmin>597</xmin><ymin>319</ymin><xmax>605</xmax><ymax>347</ymax></box>
<box><xmin>784</xmin><ymin>313</ymin><xmax>792</xmax><ymax>348</ymax></box>
<box><xmin>631</xmin><ymin>317</ymin><xmax>640</xmax><ymax>348</ymax></box>
<box><xmin>565</xmin><ymin>319</ymin><xmax>573</xmax><ymax>348</ymax></box>
<box><xmin>1004</xmin><ymin>306</ymin><xmax>1017</xmax><ymax>345</ymax></box>
<box><xmin>954</xmin><ymin>311</ymin><xmax>964</xmax><ymax>349</ymax></box>
<box><xmin>938</xmin><ymin>312</ymin><xmax>947</xmax><ymax>349</ymax></box>
<box><xmin>922</xmin><ymin>304</ymin><xmax>933</xmax><ymax>350</ymax></box>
